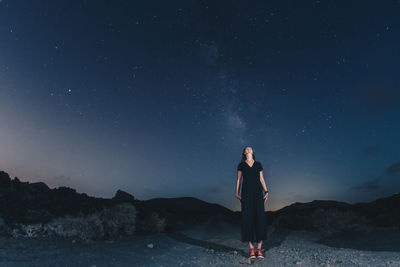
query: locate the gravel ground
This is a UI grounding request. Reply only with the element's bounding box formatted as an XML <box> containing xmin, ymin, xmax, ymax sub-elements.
<box><xmin>1</xmin><ymin>222</ymin><xmax>400</xmax><ymax>266</ymax></box>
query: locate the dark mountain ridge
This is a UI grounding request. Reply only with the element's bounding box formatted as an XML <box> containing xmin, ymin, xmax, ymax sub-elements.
<box><xmin>267</xmin><ymin>193</ymin><xmax>400</xmax><ymax>233</ymax></box>
<box><xmin>1</xmin><ymin>169</ymin><xmax>400</xmax><ymax>238</ymax></box>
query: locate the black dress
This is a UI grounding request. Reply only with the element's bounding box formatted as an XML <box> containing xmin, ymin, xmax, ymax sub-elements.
<box><xmin>238</xmin><ymin>160</ymin><xmax>267</xmax><ymax>242</ymax></box>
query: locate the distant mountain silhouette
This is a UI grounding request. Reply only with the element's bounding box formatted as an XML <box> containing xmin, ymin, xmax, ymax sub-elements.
<box><xmin>267</xmin><ymin>193</ymin><xmax>400</xmax><ymax>233</ymax></box>
<box><xmin>0</xmin><ymin>170</ymin><xmax>237</xmax><ymax>236</ymax></box>
<box><xmin>1</xmin><ymin>169</ymin><xmax>400</xmax><ymax>239</ymax></box>
<box><xmin>135</xmin><ymin>197</ymin><xmax>241</xmax><ymax>233</ymax></box>
<box><xmin>0</xmin><ymin>170</ymin><xmax>135</xmax><ymax>226</ymax></box>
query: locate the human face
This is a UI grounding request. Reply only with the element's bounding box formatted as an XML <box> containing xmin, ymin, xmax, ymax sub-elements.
<box><xmin>244</xmin><ymin>147</ymin><xmax>253</xmax><ymax>158</ymax></box>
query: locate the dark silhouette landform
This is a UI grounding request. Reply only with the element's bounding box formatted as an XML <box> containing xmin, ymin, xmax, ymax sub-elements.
<box><xmin>1</xmin><ymin>169</ymin><xmax>400</xmax><ymax>266</ymax></box>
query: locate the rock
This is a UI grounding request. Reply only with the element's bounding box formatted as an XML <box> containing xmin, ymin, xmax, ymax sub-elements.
<box><xmin>29</xmin><ymin>182</ymin><xmax>50</xmax><ymax>192</ymax></box>
<box><xmin>0</xmin><ymin>171</ymin><xmax>11</xmax><ymax>185</ymax></box>
<box><xmin>112</xmin><ymin>189</ymin><xmax>135</xmax><ymax>202</ymax></box>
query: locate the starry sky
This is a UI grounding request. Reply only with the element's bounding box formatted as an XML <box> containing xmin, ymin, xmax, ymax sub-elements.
<box><xmin>1</xmin><ymin>1</ymin><xmax>400</xmax><ymax>212</ymax></box>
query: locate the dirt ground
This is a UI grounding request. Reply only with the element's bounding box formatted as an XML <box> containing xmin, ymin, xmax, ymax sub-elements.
<box><xmin>1</xmin><ymin>220</ymin><xmax>400</xmax><ymax>266</ymax></box>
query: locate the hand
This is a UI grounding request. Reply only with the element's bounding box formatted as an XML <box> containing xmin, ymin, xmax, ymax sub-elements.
<box><xmin>235</xmin><ymin>194</ymin><xmax>242</xmax><ymax>203</ymax></box>
<box><xmin>263</xmin><ymin>192</ymin><xmax>269</xmax><ymax>203</ymax></box>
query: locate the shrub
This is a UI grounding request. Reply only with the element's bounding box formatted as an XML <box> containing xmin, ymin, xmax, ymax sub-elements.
<box><xmin>10</xmin><ymin>202</ymin><xmax>137</xmax><ymax>242</ymax></box>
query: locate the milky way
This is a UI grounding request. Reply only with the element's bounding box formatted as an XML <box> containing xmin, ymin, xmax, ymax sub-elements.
<box><xmin>0</xmin><ymin>1</ymin><xmax>400</xmax><ymax>212</ymax></box>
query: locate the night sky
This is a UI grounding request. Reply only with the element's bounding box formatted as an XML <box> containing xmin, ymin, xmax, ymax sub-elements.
<box><xmin>1</xmin><ymin>1</ymin><xmax>400</xmax><ymax>212</ymax></box>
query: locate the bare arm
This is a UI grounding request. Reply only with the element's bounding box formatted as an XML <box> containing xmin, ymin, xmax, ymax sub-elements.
<box><xmin>259</xmin><ymin>171</ymin><xmax>268</xmax><ymax>193</ymax></box>
<box><xmin>235</xmin><ymin>170</ymin><xmax>242</xmax><ymax>199</ymax></box>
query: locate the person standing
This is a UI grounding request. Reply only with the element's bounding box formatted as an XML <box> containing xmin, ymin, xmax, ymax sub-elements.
<box><xmin>235</xmin><ymin>146</ymin><xmax>269</xmax><ymax>259</ymax></box>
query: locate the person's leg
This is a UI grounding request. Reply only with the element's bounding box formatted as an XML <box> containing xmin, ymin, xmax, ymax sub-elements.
<box><xmin>248</xmin><ymin>241</ymin><xmax>254</xmax><ymax>249</ymax></box>
<box><xmin>248</xmin><ymin>241</ymin><xmax>256</xmax><ymax>258</ymax></box>
<box><xmin>256</xmin><ymin>240</ymin><xmax>265</xmax><ymax>258</ymax></box>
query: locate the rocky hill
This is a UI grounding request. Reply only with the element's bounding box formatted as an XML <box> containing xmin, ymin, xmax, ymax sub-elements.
<box><xmin>1</xmin><ymin>169</ymin><xmax>399</xmax><ymax>242</ymax></box>
<box><xmin>267</xmin><ymin>193</ymin><xmax>400</xmax><ymax>235</ymax></box>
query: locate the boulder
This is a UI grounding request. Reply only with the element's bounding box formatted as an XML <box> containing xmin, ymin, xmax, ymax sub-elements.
<box><xmin>112</xmin><ymin>189</ymin><xmax>135</xmax><ymax>202</ymax></box>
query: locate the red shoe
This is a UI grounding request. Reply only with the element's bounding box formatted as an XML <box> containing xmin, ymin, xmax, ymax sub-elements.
<box><xmin>249</xmin><ymin>248</ymin><xmax>256</xmax><ymax>259</ymax></box>
<box><xmin>256</xmin><ymin>248</ymin><xmax>264</xmax><ymax>258</ymax></box>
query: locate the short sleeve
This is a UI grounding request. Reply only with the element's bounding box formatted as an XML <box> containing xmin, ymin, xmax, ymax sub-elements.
<box><xmin>259</xmin><ymin>162</ymin><xmax>263</xmax><ymax>171</ymax></box>
<box><xmin>237</xmin><ymin>162</ymin><xmax>244</xmax><ymax>171</ymax></box>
